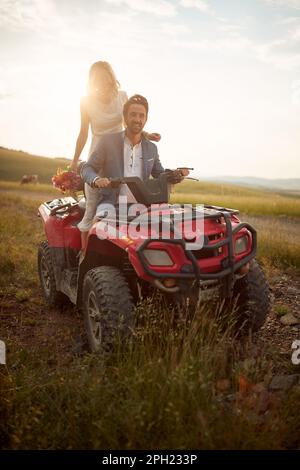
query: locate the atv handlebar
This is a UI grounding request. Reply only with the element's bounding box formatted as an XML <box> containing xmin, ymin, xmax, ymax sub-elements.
<box><xmin>106</xmin><ymin>169</ymin><xmax>197</xmax><ymax>204</ymax></box>
<box><xmin>177</xmin><ymin>167</ymin><xmax>194</xmax><ymax>170</ymax></box>
<box><xmin>108</xmin><ymin>168</ymin><xmax>194</xmax><ymax>188</ymax></box>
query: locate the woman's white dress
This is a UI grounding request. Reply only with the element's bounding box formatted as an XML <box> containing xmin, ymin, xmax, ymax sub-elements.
<box><xmin>77</xmin><ymin>90</ymin><xmax>128</xmax><ymax>232</ymax></box>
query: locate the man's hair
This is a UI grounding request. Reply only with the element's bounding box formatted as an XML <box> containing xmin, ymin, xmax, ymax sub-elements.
<box><xmin>123</xmin><ymin>94</ymin><xmax>149</xmax><ymax>117</ymax></box>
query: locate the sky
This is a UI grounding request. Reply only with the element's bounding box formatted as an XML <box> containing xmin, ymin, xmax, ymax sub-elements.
<box><xmin>1</xmin><ymin>0</ymin><xmax>300</xmax><ymax>179</ymax></box>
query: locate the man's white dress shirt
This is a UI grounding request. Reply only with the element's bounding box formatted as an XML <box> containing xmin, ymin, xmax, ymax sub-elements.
<box><xmin>119</xmin><ymin>136</ymin><xmax>143</xmax><ymax>203</ymax></box>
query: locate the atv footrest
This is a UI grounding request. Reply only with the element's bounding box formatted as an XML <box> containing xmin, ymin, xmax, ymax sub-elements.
<box><xmin>60</xmin><ymin>268</ymin><xmax>78</xmax><ymax>304</ymax></box>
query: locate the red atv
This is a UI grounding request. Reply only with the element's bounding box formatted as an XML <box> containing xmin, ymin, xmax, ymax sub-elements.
<box><xmin>38</xmin><ymin>173</ymin><xmax>270</xmax><ymax>352</ymax></box>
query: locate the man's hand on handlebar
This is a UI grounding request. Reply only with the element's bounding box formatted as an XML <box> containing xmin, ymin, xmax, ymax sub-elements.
<box><xmin>165</xmin><ymin>167</ymin><xmax>191</xmax><ymax>184</ymax></box>
<box><xmin>93</xmin><ymin>177</ymin><xmax>111</xmax><ymax>188</ymax></box>
<box><xmin>178</xmin><ymin>167</ymin><xmax>190</xmax><ymax>177</ymax></box>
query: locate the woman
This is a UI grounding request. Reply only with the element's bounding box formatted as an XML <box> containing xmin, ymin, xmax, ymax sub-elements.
<box><xmin>71</xmin><ymin>61</ymin><xmax>160</xmax><ymax>249</ymax></box>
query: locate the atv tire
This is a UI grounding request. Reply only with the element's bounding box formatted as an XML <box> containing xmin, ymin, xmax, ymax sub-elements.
<box><xmin>82</xmin><ymin>266</ymin><xmax>134</xmax><ymax>353</ymax></box>
<box><xmin>38</xmin><ymin>241</ymin><xmax>68</xmax><ymax>306</ymax></box>
<box><xmin>231</xmin><ymin>259</ymin><xmax>270</xmax><ymax>335</ymax></box>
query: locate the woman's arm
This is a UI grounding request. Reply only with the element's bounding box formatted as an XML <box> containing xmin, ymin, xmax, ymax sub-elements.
<box><xmin>70</xmin><ymin>100</ymin><xmax>90</xmax><ymax>172</ymax></box>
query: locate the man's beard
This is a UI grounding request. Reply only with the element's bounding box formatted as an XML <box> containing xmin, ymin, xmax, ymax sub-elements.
<box><xmin>129</xmin><ymin>123</ymin><xmax>142</xmax><ymax>134</ymax></box>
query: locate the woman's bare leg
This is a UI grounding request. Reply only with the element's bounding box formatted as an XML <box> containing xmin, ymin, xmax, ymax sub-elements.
<box><xmin>81</xmin><ymin>231</ymin><xmax>88</xmax><ymax>251</ymax></box>
<box><xmin>78</xmin><ymin>183</ymin><xmax>100</xmax><ymax>251</ymax></box>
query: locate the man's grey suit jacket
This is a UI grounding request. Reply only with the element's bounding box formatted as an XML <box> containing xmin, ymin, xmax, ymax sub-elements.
<box><xmin>81</xmin><ymin>130</ymin><xmax>165</xmax><ymax>205</ymax></box>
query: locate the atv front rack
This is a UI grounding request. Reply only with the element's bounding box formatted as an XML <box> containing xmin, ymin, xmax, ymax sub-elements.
<box><xmin>137</xmin><ymin>207</ymin><xmax>257</xmax><ymax>296</ymax></box>
<box><xmin>43</xmin><ymin>197</ymin><xmax>79</xmax><ymax>216</ymax></box>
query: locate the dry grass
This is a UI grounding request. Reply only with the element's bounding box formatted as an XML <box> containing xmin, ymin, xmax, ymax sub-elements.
<box><xmin>2</xmin><ymin>296</ymin><xmax>300</xmax><ymax>450</ymax></box>
<box><xmin>0</xmin><ymin>180</ymin><xmax>57</xmax><ymax>195</ymax></box>
<box><xmin>172</xmin><ymin>180</ymin><xmax>300</xmax><ymax>218</ymax></box>
<box><xmin>242</xmin><ymin>215</ymin><xmax>300</xmax><ymax>272</ymax></box>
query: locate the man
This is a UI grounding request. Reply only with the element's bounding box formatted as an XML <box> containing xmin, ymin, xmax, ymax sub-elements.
<box><xmin>81</xmin><ymin>94</ymin><xmax>188</xmax><ymax>218</ymax></box>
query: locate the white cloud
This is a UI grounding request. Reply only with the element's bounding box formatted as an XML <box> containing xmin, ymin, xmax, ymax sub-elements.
<box><xmin>279</xmin><ymin>14</ymin><xmax>300</xmax><ymax>37</ymax></box>
<box><xmin>0</xmin><ymin>0</ymin><xmax>63</xmax><ymax>32</ymax></box>
<box><xmin>276</xmin><ymin>15</ymin><xmax>300</xmax><ymax>23</ymax></box>
<box><xmin>255</xmin><ymin>39</ymin><xmax>300</xmax><ymax>69</ymax></box>
<box><xmin>3</xmin><ymin>0</ymin><xmax>299</xmax><ymax>73</ymax></box>
<box><xmin>172</xmin><ymin>15</ymin><xmax>300</xmax><ymax>71</ymax></box>
<box><xmin>262</xmin><ymin>0</ymin><xmax>300</xmax><ymax>8</ymax></box>
<box><xmin>172</xmin><ymin>33</ymin><xmax>253</xmax><ymax>53</ymax></box>
<box><xmin>254</xmin><ymin>14</ymin><xmax>300</xmax><ymax>69</ymax></box>
<box><xmin>104</xmin><ymin>0</ymin><xmax>177</xmax><ymax>16</ymax></box>
<box><xmin>179</xmin><ymin>0</ymin><xmax>213</xmax><ymax>13</ymax></box>
<box><xmin>291</xmin><ymin>27</ymin><xmax>300</xmax><ymax>37</ymax></box>
<box><xmin>217</xmin><ymin>22</ymin><xmax>243</xmax><ymax>35</ymax></box>
<box><xmin>160</xmin><ymin>22</ymin><xmax>189</xmax><ymax>36</ymax></box>
<box><xmin>0</xmin><ymin>1</ymin><xmax>161</xmax><ymax>57</ymax></box>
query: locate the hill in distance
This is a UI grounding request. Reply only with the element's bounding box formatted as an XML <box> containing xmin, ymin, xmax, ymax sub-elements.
<box><xmin>0</xmin><ymin>147</ymin><xmax>71</xmax><ymax>184</ymax></box>
<box><xmin>200</xmin><ymin>175</ymin><xmax>300</xmax><ymax>191</ymax></box>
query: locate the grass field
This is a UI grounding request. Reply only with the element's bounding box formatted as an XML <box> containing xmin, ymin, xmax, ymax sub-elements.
<box><xmin>172</xmin><ymin>180</ymin><xmax>300</xmax><ymax>218</ymax></box>
<box><xmin>0</xmin><ymin>150</ymin><xmax>300</xmax><ymax>449</ymax></box>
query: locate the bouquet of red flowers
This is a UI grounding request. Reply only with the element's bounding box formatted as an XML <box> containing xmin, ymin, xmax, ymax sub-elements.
<box><xmin>52</xmin><ymin>167</ymin><xmax>83</xmax><ymax>194</ymax></box>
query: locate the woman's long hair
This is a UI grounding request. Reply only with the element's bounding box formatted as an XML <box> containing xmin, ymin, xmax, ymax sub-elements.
<box><xmin>87</xmin><ymin>61</ymin><xmax>120</xmax><ymax>99</ymax></box>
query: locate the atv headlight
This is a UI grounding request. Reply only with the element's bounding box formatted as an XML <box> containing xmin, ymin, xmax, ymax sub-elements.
<box><xmin>235</xmin><ymin>236</ymin><xmax>248</xmax><ymax>254</ymax></box>
<box><xmin>143</xmin><ymin>249</ymin><xmax>174</xmax><ymax>266</ymax></box>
